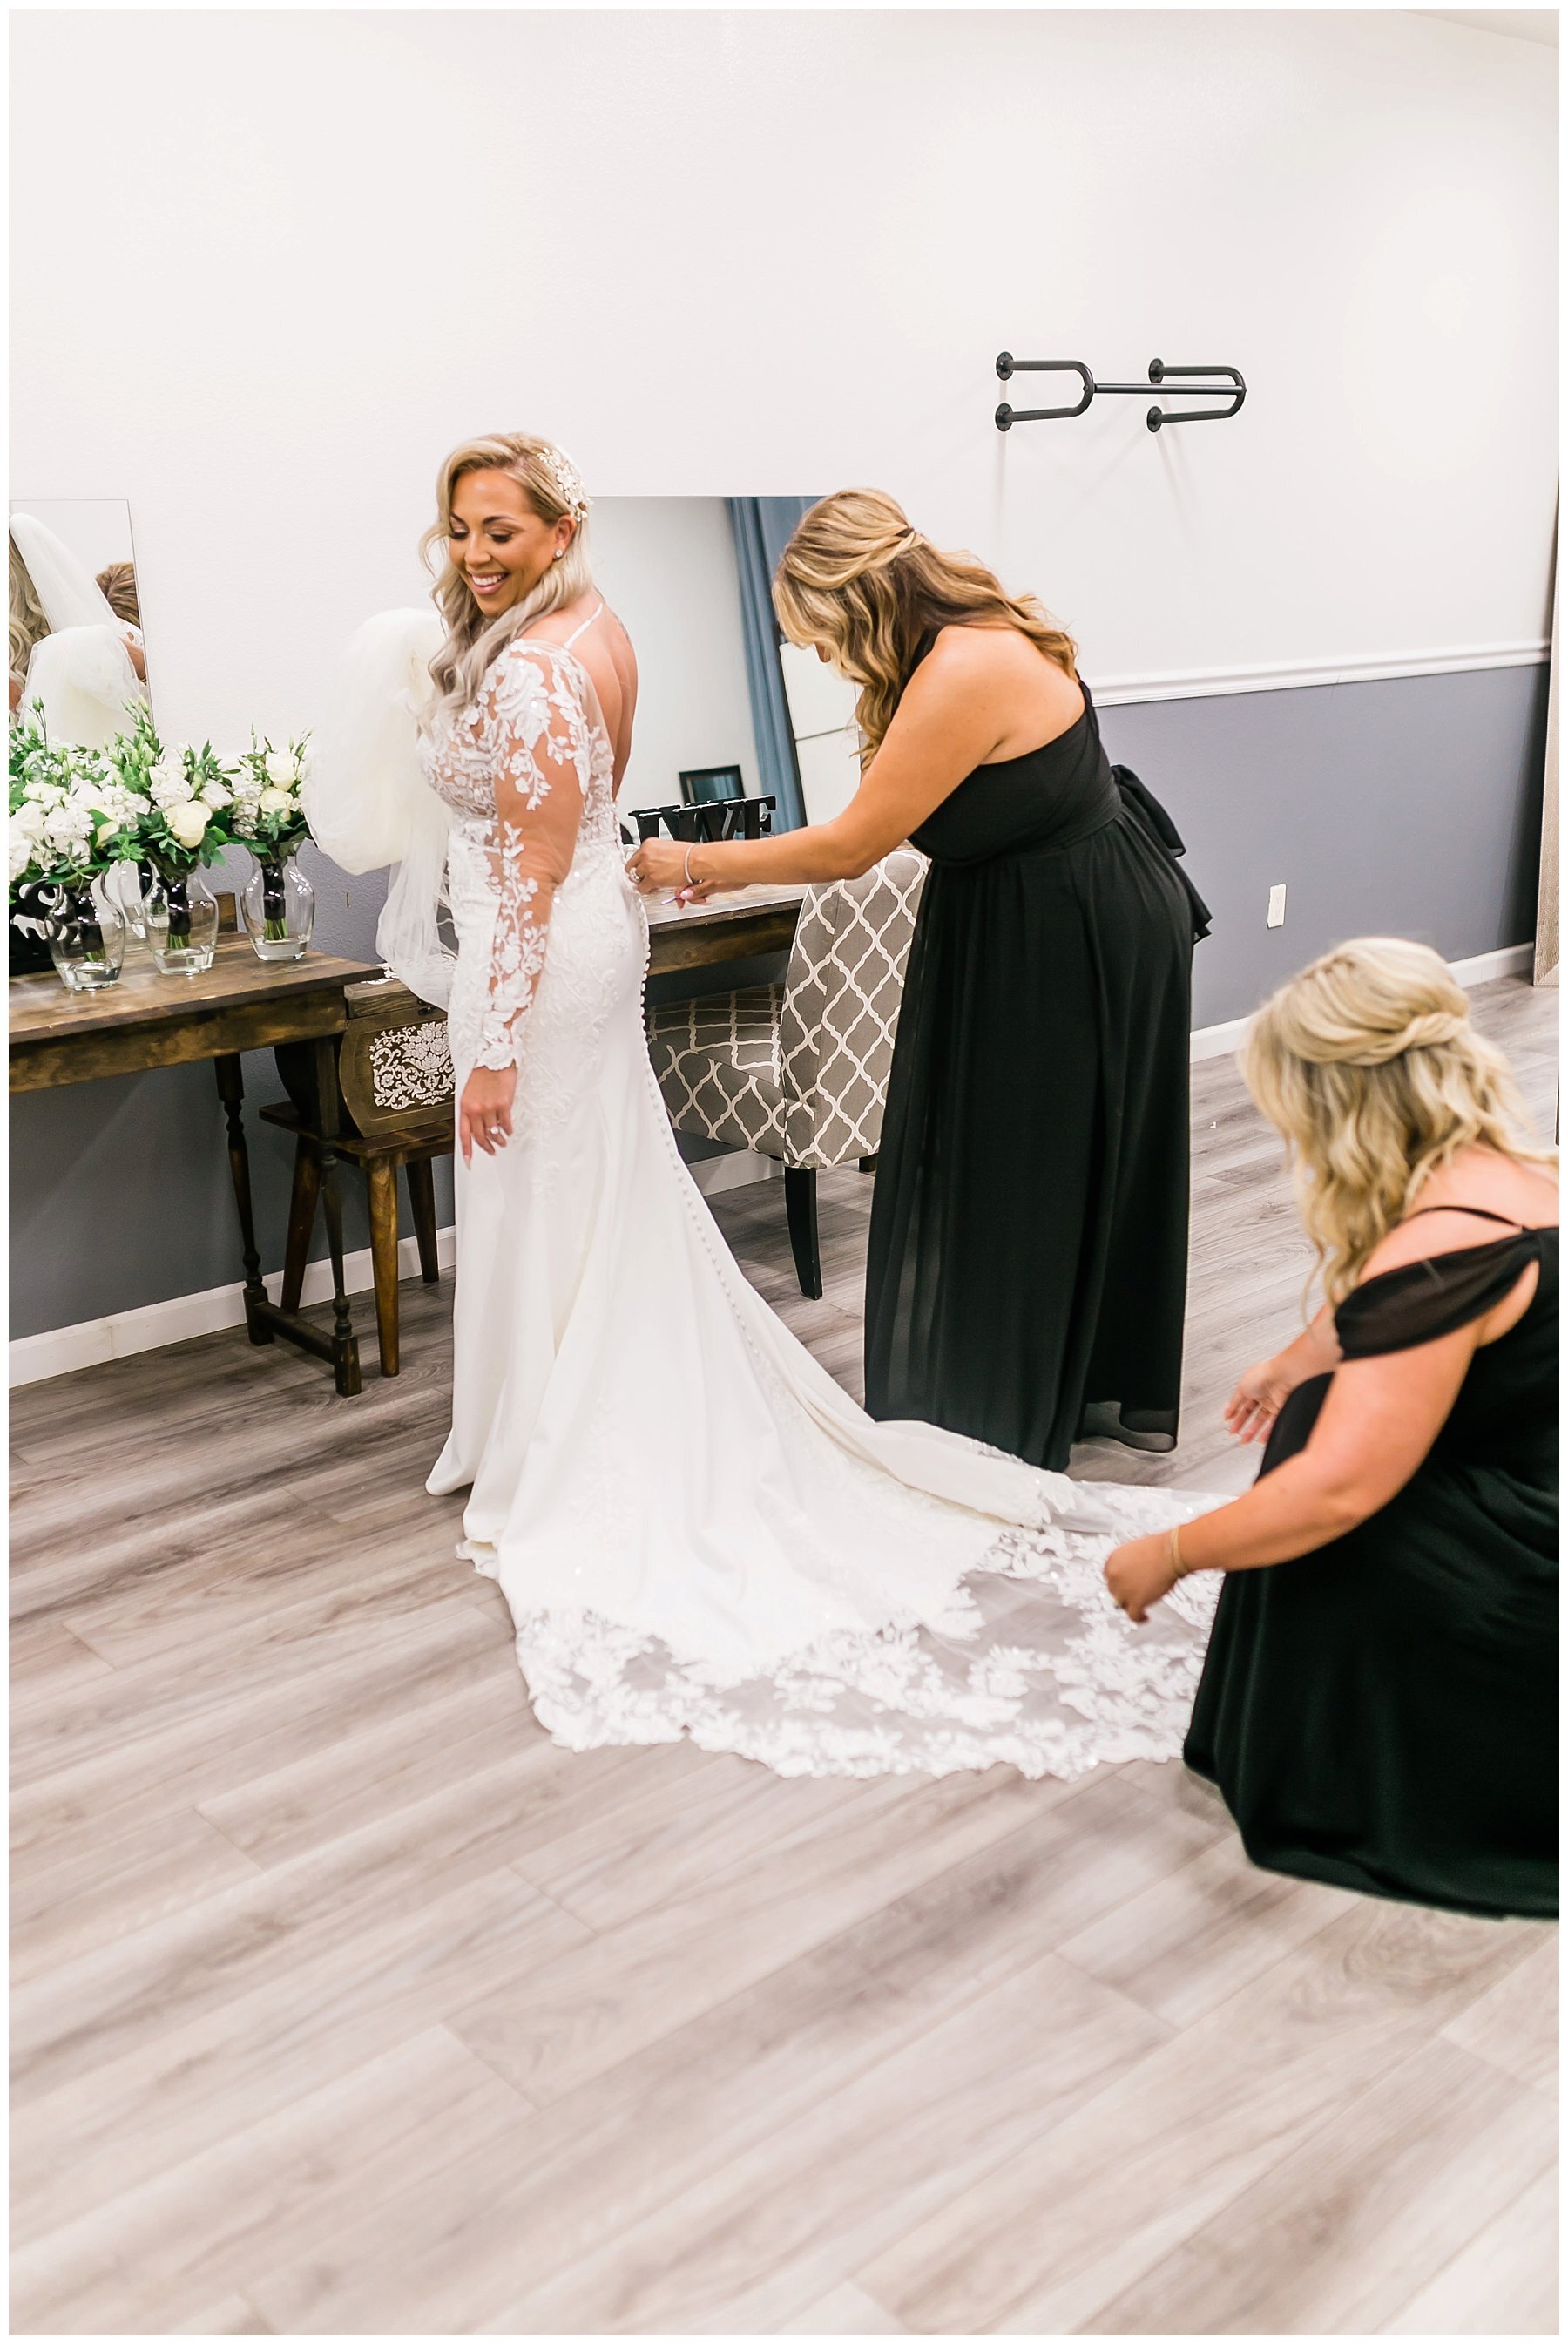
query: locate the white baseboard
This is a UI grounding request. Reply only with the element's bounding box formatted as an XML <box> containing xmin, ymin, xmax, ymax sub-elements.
<box><xmin>1444</xmin><ymin>942</ymin><xmax>1537</xmax><ymax>988</ymax></box>
<box><xmin>1188</xmin><ymin>941</ymin><xmax>1535</xmax><ymax>1064</ymax></box>
<box><xmin>10</xmin><ymin>1226</ymin><xmax>457</xmax><ymax>1390</ymax></box>
<box><xmin>7</xmin><ymin>1161</ymin><xmax>784</xmax><ymax>1388</ymax></box>
<box><xmin>1187</xmin><ymin>1014</ymin><xmax>1254</xmax><ymax>1065</ymax></box>
<box><xmin>10</xmin><ymin>943</ymin><xmax>1540</xmax><ymax>1389</ymax></box>
<box><xmin>686</xmin><ymin>1151</ymin><xmax>783</xmax><ymax>1197</ymax></box>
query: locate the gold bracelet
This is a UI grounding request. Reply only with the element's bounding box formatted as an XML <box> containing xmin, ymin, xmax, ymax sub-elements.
<box><xmin>1168</xmin><ymin>1523</ymin><xmax>1196</xmax><ymax>1580</ymax></box>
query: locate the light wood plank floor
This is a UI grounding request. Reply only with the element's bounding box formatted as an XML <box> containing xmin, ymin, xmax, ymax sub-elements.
<box><xmin>10</xmin><ymin>976</ymin><xmax>1558</xmax><ymax>2337</ymax></box>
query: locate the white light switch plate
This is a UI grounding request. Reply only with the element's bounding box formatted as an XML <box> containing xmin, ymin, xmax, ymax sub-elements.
<box><xmin>1267</xmin><ymin>884</ymin><xmax>1288</xmax><ymax>928</ymax></box>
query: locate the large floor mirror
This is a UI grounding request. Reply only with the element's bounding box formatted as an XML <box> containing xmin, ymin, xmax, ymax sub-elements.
<box><xmin>9</xmin><ymin>498</ymin><xmax>150</xmax><ymax>742</ymax></box>
<box><xmin>589</xmin><ymin>496</ymin><xmax>861</xmax><ymax>835</ymax></box>
<box><xmin>10</xmin><ymin>498</ymin><xmax>153</xmax><ymax>970</ymax></box>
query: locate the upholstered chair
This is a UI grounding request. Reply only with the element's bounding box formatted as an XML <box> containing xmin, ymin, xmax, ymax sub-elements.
<box><xmin>646</xmin><ymin>850</ymin><xmax>927</xmax><ymax>1296</ymax></box>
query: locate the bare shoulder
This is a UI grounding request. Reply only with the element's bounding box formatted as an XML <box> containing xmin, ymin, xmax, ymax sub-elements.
<box><xmin>578</xmin><ymin>605</ymin><xmax>634</xmax><ymax>728</ymax></box>
<box><xmin>917</xmin><ymin>620</ymin><xmax>1069</xmax><ymax>686</ymax></box>
<box><xmin>1418</xmin><ymin>1145</ymin><xmax>1558</xmax><ymax>1227</ymax></box>
<box><xmin>909</xmin><ymin>622</ymin><xmax>1085</xmax><ymax>735</ymax></box>
<box><xmin>1362</xmin><ymin>1148</ymin><xmax>1558</xmax><ymax>1283</ymax></box>
<box><xmin>598</xmin><ymin>602</ymin><xmax>638</xmax><ymax>690</ymax></box>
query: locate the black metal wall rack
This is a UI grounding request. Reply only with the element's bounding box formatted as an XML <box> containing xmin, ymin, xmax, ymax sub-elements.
<box><xmin>995</xmin><ymin>355</ymin><xmax>1246</xmax><ymax>434</ymax></box>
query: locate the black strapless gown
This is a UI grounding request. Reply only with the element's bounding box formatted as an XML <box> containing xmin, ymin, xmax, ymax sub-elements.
<box><xmin>865</xmin><ymin>678</ymin><xmax>1206</xmax><ymax>1472</ymax></box>
<box><xmin>1186</xmin><ymin>1217</ymin><xmax>1559</xmax><ymax>1921</ymax></box>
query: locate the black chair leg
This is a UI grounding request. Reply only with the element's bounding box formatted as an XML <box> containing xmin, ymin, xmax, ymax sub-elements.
<box><xmin>784</xmin><ymin>1166</ymin><xmax>823</xmax><ymax>1299</ymax></box>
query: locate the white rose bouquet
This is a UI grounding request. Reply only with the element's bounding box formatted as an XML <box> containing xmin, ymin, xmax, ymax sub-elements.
<box><xmin>9</xmin><ymin>708</ymin><xmax>148</xmax><ymax>897</ymax></box>
<box><xmin>104</xmin><ymin>703</ymin><xmax>239</xmax><ymax>877</ymax></box>
<box><xmin>231</xmin><ymin>734</ymin><xmax>314</xmax><ymax>861</ymax></box>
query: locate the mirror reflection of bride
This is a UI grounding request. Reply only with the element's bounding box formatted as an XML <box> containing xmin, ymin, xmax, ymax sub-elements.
<box><xmin>8</xmin><ymin>513</ymin><xmax>147</xmax><ymax>743</ymax></box>
<box><xmin>308</xmin><ymin>430</ymin><xmax>1217</xmax><ymax>1784</ymax></box>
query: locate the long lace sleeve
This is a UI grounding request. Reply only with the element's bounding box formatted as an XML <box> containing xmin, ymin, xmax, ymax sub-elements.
<box><xmin>471</xmin><ymin>644</ymin><xmax>594</xmax><ymax>1071</ymax></box>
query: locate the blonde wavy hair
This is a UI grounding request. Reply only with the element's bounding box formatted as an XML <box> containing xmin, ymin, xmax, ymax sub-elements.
<box><xmin>9</xmin><ymin>535</ymin><xmax>50</xmax><ymax>686</ymax></box>
<box><xmin>773</xmin><ymin>489</ymin><xmax>1078</xmax><ymax>767</ymax></box>
<box><xmin>1243</xmin><ymin>936</ymin><xmax>1555</xmax><ymax>1303</ymax></box>
<box><xmin>420</xmin><ymin>432</ymin><xmax>594</xmax><ymax>721</ymax></box>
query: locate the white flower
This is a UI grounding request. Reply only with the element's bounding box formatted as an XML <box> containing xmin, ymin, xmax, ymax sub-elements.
<box><xmin>257</xmin><ymin>785</ymin><xmax>294</xmax><ymax>816</ymax></box>
<box><xmin>199</xmin><ymin>776</ymin><xmax>233</xmax><ymax>811</ymax></box>
<box><xmin>22</xmin><ymin>778</ymin><xmax>64</xmax><ymax>807</ymax></box>
<box><xmin>265</xmin><ymin>749</ymin><xmax>298</xmax><ymax>788</ymax></box>
<box><xmin>166</xmin><ymin>799</ymin><xmax>211</xmax><ymax>850</ymax></box>
<box><xmin>43</xmin><ymin>801</ymin><xmax>91</xmax><ymax>850</ymax></box>
<box><xmin>10</xmin><ymin>819</ymin><xmax>35</xmax><ymax>883</ymax></box>
<box><xmin>12</xmin><ymin>800</ymin><xmax>46</xmax><ymax>844</ymax></box>
<box><xmin>149</xmin><ymin>760</ymin><xmax>188</xmax><ymax>810</ymax></box>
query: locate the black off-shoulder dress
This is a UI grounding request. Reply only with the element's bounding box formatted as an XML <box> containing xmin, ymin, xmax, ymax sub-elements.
<box><xmin>865</xmin><ymin>674</ymin><xmax>1207</xmax><ymax>1472</ymax></box>
<box><xmin>1186</xmin><ymin>1209</ymin><xmax>1558</xmax><ymax>1921</ymax></box>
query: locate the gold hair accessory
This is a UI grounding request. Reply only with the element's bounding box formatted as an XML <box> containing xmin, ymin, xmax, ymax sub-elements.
<box><xmin>537</xmin><ymin>444</ymin><xmax>590</xmax><ymax>522</ymax></box>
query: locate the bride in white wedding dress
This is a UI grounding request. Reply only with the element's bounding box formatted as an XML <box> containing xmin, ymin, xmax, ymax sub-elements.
<box><xmin>309</xmin><ymin>433</ymin><xmax>1216</xmax><ymax>1779</ymax></box>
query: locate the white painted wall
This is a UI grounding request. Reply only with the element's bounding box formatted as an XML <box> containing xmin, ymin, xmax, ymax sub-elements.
<box><xmin>10</xmin><ymin>10</ymin><xmax>1556</xmax><ymax>760</ymax></box>
<box><xmin>588</xmin><ymin>498</ymin><xmax>761</xmax><ymax>815</ymax></box>
<box><xmin>780</xmin><ymin>640</ymin><xmax>862</xmax><ymax>824</ymax></box>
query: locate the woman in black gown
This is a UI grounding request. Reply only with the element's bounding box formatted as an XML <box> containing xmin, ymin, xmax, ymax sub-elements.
<box><xmin>1105</xmin><ymin>938</ymin><xmax>1558</xmax><ymax>1921</ymax></box>
<box><xmin>627</xmin><ymin>489</ymin><xmax>1207</xmax><ymax>1470</ymax></box>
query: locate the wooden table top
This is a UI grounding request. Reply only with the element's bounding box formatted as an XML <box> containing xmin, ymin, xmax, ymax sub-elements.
<box><xmin>10</xmin><ymin>889</ymin><xmax>799</xmax><ymax>1053</ymax></box>
<box><xmin>10</xmin><ymin>938</ymin><xmax>382</xmax><ymax>1093</ymax></box>
<box><xmin>642</xmin><ymin>881</ymin><xmax>807</xmax><ymax>973</ymax></box>
<box><xmin>330</xmin><ymin>885</ymin><xmax>810</xmax><ymax>1021</ymax></box>
<box><xmin>642</xmin><ymin>881</ymin><xmax>808</xmax><ymax>936</ymax></box>
<box><xmin>9</xmin><ymin>936</ymin><xmax>379</xmax><ymax>1047</ymax></box>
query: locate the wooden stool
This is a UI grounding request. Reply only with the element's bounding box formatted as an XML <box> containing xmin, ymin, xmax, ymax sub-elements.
<box><xmin>260</xmin><ymin>1101</ymin><xmax>451</xmax><ymax>1376</ymax></box>
<box><xmin>267</xmin><ymin>972</ymin><xmax>456</xmax><ymax>1377</ymax></box>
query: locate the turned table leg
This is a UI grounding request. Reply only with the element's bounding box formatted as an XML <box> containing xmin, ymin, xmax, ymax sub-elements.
<box><xmin>214</xmin><ymin>1053</ymin><xmax>272</xmax><ymax>1345</ymax></box>
<box><xmin>366</xmin><ymin>1156</ymin><xmax>402</xmax><ymax>1377</ymax></box>
<box><xmin>280</xmin><ymin>1137</ymin><xmax>321</xmax><ymax>1316</ymax></box>
<box><xmin>405</xmin><ymin>1155</ymin><xmax>443</xmax><ymax>1284</ymax></box>
<box><xmin>312</xmin><ymin>1033</ymin><xmax>362</xmax><ymax>1397</ymax></box>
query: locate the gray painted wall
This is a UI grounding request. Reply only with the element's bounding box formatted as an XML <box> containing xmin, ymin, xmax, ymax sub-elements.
<box><xmin>10</xmin><ymin>662</ymin><xmax>1547</xmax><ymax>1341</ymax></box>
<box><xmin>1099</xmin><ymin>663</ymin><xmax>1548</xmax><ymax>1031</ymax></box>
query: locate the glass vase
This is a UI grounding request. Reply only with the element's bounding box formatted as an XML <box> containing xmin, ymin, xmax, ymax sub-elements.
<box><xmin>10</xmin><ymin>880</ymin><xmax>57</xmax><ymax>977</ymax></box>
<box><xmin>42</xmin><ymin>881</ymin><xmax>128</xmax><ymax>992</ymax></box>
<box><xmin>145</xmin><ymin>865</ymin><xmax>220</xmax><ymax>974</ymax></box>
<box><xmin>240</xmin><ymin>851</ymin><xmax>314</xmax><ymax>963</ymax></box>
<box><xmin>102</xmin><ymin>857</ymin><xmax>152</xmax><ymax>944</ymax></box>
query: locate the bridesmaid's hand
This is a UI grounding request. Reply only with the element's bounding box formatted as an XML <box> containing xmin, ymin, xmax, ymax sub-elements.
<box><xmin>1224</xmin><ymin>1356</ymin><xmax>1295</xmax><ymax>1445</ymax></box>
<box><xmin>625</xmin><ymin>837</ymin><xmax>720</xmax><ymax>903</ymax></box>
<box><xmin>459</xmin><ymin>1066</ymin><xmax>518</xmax><ymax>1163</ymax></box>
<box><xmin>1104</xmin><ymin>1533</ymin><xmax>1179</xmax><ymax>1625</ymax></box>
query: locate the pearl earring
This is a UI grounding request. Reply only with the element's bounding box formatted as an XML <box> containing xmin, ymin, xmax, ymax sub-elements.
<box><xmin>554</xmin><ymin>548</ymin><xmax>564</xmax><ymax>559</ymax></box>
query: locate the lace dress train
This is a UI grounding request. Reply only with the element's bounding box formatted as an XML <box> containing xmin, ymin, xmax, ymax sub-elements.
<box><xmin>421</xmin><ymin>623</ymin><xmax>1216</xmax><ymax>1779</ymax></box>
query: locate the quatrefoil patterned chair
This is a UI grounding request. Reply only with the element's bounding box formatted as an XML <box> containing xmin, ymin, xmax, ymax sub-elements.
<box><xmin>646</xmin><ymin>850</ymin><xmax>928</xmax><ymax>1297</ymax></box>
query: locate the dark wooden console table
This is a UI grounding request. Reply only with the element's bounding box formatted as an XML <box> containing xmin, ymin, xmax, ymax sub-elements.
<box><xmin>644</xmin><ymin>881</ymin><xmax>807</xmax><ymax>971</ymax></box>
<box><xmin>9</xmin><ymin>885</ymin><xmax>806</xmax><ymax>1398</ymax></box>
<box><xmin>10</xmin><ymin>937</ymin><xmax>380</xmax><ymax>1394</ymax></box>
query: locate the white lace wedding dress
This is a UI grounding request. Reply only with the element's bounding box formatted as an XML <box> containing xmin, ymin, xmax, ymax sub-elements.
<box><xmin>420</xmin><ymin>611</ymin><xmax>1217</xmax><ymax>1779</ymax></box>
